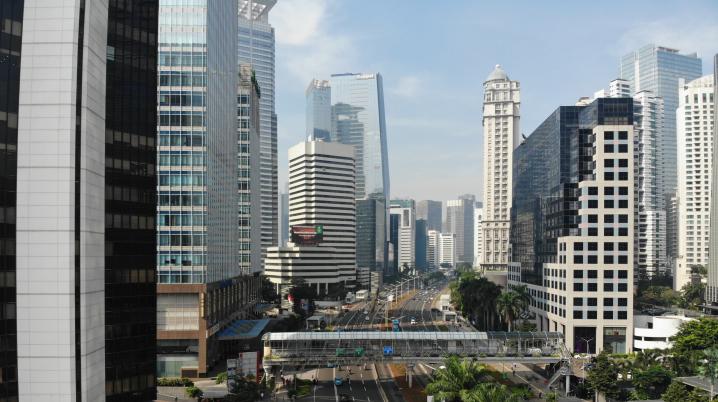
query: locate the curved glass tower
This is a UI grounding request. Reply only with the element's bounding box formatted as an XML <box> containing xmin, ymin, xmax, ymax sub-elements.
<box><xmin>329</xmin><ymin>73</ymin><xmax>390</xmax><ymax>275</ymax></box>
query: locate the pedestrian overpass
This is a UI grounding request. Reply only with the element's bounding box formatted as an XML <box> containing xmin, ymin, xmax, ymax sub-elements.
<box><xmin>262</xmin><ymin>331</ymin><xmax>568</xmax><ymax>370</ymax></box>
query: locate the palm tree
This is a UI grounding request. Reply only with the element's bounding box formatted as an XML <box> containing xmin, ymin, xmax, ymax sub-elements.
<box><xmin>512</xmin><ymin>285</ymin><xmax>533</xmax><ymax>312</ymax></box>
<box><xmin>496</xmin><ymin>291</ymin><xmax>521</xmax><ymax>331</ymax></box>
<box><xmin>459</xmin><ymin>383</ymin><xmax>523</xmax><ymax>402</ymax></box>
<box><xmin>425</xmin><ymin>356</ymin><xmax>489</xmax><ymax>402</ymax></box>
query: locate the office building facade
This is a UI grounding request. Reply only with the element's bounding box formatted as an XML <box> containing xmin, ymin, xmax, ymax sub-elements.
<box><xmin>620</xmin><ymin>44</ymin><xmax>702</xmax><ymax>196</ymax></box>
<box><xmin>417</xmin><ymin>200</ymin><xmax>443</xmax><ymax>232</ymax></box>
<box><xmin>474</xmin><ymin>207</ymin><xmax>484</xmax><ymax>267</ymax></box>
<box><xmin>238</xmin><ymin>0</ymin><xmax>278</xmax><ymax>261</ymax></box>
<box><xmin>509</xmin><ymin>98</ymin><xmax>635</xmax><ymax>353</ymax></box>
<box><xmin>356</xmin><ymin>197</ymin><xmax>386</xmax><ymax>275</ymax></box>
<box><xmin>265</xmin><ymin>141</ymin><xmax>357</xmax><ymax>293</ymax></box>
<box><xmin>428</xmin><ymin>230</ymin><xmax>440</xmax><ymax>269</ymax></box>
<box><xmin>14</xmin><ymin>0</ymin><xmax>159</xmax><ymax>400</ymax></box>
<box><xmin>445</xmin><ymin>195</ymin><xmax>475</xmax><ymax>264</ymax></box>
<box><xmin>415</xmin><ymin>219</ymin><xmax>428</xmax><ymax>270</ymax></box>
<box><xmin>675</xmin><ymin>74</ymin><xmax>715</xmax><ymax>290</ymax></box>
<box><xmin>306</xmin><ymin>79</ymin><xmax>331</xmax><ymax>140</ymax></box>
<box><xmin>390</xmin><ymin>200</ymin><xmax>416</xmax><ymax>273</ymax></box>
<box><xmin>708</xmin><ymin>55</ymin><xmax>718</xmax><ymax>303</ymax></box>
<box><xmin>438</xmin><ymin>233</ymin><xmax>457</xmax><ymax>267</ymax></box>
<box><xmin>481</xmin><ymin>65</ymin><xmax>520</xmax><ymax>271</ymax></box>
<box><xmin>330</xmin><ymin>73</ymin><xmax>390</xmax><ymax>275</ymax></box>
<box><xmin>156</xmin><ymin>0</ymin><xmax>260</xmax><ymax>378</ymax></box>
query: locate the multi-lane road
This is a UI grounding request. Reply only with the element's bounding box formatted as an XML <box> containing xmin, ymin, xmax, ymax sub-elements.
<box><xmin>286</xmin><ymin>279</ymin><xmax>473</xmax><ymax>401</ymax></box>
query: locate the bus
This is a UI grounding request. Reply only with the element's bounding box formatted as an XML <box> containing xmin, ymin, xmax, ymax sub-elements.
<box><xmin>392</xmin><ymin>319</ymin><xmax>401</xmax><ymax>332</ymax></box>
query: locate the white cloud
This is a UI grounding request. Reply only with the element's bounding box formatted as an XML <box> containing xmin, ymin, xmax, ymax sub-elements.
<box><xmin>617</xmin><ymin>17</ymin><xmax>718</xmax><ymax>63</ymax></box>
<box><xmin>272</xmin><ymin>0</ymin><xmax>357</xmax><ymax>84</ymax></box>
<box><xmin>390</xmin><ymin>75</ymin><xmax>422</xmax><ymax>98</ymax></box>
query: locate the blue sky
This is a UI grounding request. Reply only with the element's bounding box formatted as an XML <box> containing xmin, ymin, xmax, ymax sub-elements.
<box><xmin>271</xmin><ymin>0</ymin><xmax>718</xmax><ymax>202</ymax></box>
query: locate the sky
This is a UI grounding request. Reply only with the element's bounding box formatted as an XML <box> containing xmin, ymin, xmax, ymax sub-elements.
<box><xmin>271</xmin><ymin>0</ymin><xmax>718</xmax><ymax>203</ymax></box>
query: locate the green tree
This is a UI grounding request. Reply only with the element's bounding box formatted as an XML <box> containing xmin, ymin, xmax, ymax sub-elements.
<box><xmin>671</xmin><ymin>318</ymin><xmax>718</xmax><ymax>375</ymax></box>
<box><xmin>459</xmin><ymin>383</ymin><xmax>522</xmax><ymax>402</ymax></box>
<box><xmin>495</xmin><ymin>291</ymin><xmax>522</xmax><ymax>331</ymax></box>
<box><xmin>261</xmin><ymin>277</ymin><xmax>277</xmax><ymax>302</ymax></box>
<box><xmin>425</xmin><ymin>356</ymin><xmax>489</xmax><ymax>402</ymax></box>
<box><xmin>662</xmin><ymin>381</ymin><xmax>689</xmax><ymax>402</ymax></box>
<box><xmin>288</xmin><ymin>281</ymin><xmax>317</xmax><ymax>315</ymax></box>
<box><xmin>680</xmin><ymin>283</ymin><xmax>706</xmax><ymax>309</ymax></box>
<box><xmin>698</xmin><ymin>347</ymin><xmax>718</xmax><ymax>398</ymax></box>
<box><xmin>632</xmin><ymin>365</ymin><xmax>673</xmax><ymax>399</ymax></box>
<box><xmin>637</xmin><ymin>285</ymin><xmax>679</xmax><ymax>307</ymax></box>
<box><xmin>586</xmin><ymin>352</ymin><xmax>620</xmax><ymax>400</ymax></box>
<box><xmin>544</xmin><ymin>391</ymin><xmax>558</xmax><ymax>402</ymax></box>
<box><xmin>185</xmin><ymin>386</ymin><xmax>203</xmax><ymax>399</ymax></box>
<box><xmin>451</xmin><ymin>275</ymin><xmax>501</xmax><ymax>330</ymax></box>
<box><xmin>226</xmin><ymin>376</ymin><xmax>261</xmax><ymax>402</ymax></box>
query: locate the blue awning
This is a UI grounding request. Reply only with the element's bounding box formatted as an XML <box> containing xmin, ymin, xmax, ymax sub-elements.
<box><xmin>218</xmin><ymin>319</ymin><xmax>271</xmax><ymax>341</ymax></box>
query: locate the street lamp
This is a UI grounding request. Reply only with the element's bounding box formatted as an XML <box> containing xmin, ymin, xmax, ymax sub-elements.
<box><xmin>579</xmin><ymin>337</ymin><xmax>594</xmax><ymax>355</ymax></box>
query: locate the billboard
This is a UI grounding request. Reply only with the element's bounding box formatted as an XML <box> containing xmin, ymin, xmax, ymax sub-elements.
<box><xmin>290</xmin><ymin>225</ymin><xmax>324</xmax><ymax>245</ymax></box>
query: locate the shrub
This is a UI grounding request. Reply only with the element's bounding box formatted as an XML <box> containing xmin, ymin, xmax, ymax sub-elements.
<box><xmin>157</xmin><ymin>377</ymin><xmax>194</xmax><ymax>387</ymax></box>
<box><xmin>215</xmin><ymin>372</ymin><xmax>227</xmax><ymax>384</ymax></box>
<box><xmin>185</xmin><ymin>386</ymin><xmax>203</xmax><ymax>398</ymax></box>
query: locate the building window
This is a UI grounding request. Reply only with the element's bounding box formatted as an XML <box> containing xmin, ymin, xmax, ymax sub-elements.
<box><xmin>574</xmin><ymin>270</ymin><xmax>584</xmax><ymax>279</ymax></box>
<box><xmin>574</xmin><ymin>297</ymin><xmax>583</xmax><ymax>306</ymax></box>
<box><xmin>574</xmin><ymin>283</ymin><xmax>584</xmax><ymax>292</ymax></box>
<box><xmin>618</xmin><ymin>270</ymin><xmax>628</xmax><ymax>279</ymax></box>
<box><xmin>604</xmin><ymin>311</ymin><xmax>614</xmax><ymax>319</ymax></box>
<box><xmin>604</xmin><ymin>144</ymin><xmax>614</xmax><ymax>153</ymax></box>
<box><xmin>573</xmin><ymin>310</ymin><xmax>583</xmax><ymax>319</ymax></box>
<box><xmin>587</xmin><ymin>311</ymin><xmax>597</xmax><ymax>319</ymax></box>
<box><xmin>604</xmin><ymin>283</ymin><xmax>614</xmax><ymax>292</ymax></box>
<box><xmin>588</xmin><ymin>283</ymin><xmax>597</xmax><ymax>292</ymax></box>
<box><xmin>604</xmin><ymin>298</ymin><xmax>614</xmax><ymax>306</ymax></box>
<box><xmin>618</xmin><ymin>311</ymin><xmax>627</xmax><ymax>320</ymax></box>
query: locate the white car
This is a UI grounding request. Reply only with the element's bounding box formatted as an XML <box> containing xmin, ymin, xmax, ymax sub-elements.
<box><xmin>410</xmin><ymin>318</ymin><xmax>417</xmax><ymax>325</ymax></box>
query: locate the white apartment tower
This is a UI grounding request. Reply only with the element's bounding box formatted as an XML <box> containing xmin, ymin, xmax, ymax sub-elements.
<box><xmin>481</xmin><ymin>65</ymin><xmax>520</xmax><ymax>271</ymax></box>
<box><xmin>428</xmin><ymin>230</ymin><xmax>440</xmax><ymax>269</ymax></box>
<box><xmin>439</xmin><ymin>233</ymin><xmax>457</xmax><ymax>267</ymax></box>
<box><xmin>264</xmin><ymin>141</ymin><xmax>357</xmax><ymax>293</ymax></box>
<box><xmin>390</xmin><ymin>200</ymin><xmax>416</xmax><ymax>272</ymax></box>
<box><xmin>676</xmin><ymin>74</ymin><xmax>715</xmax><ymax>290</ymax></box>
<box><xmin>474</xmin><ymin>207</ymin><xmax>484</xmax><ymax>267</ymax></box>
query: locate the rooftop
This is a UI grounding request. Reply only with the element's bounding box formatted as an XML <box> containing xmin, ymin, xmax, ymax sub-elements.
<box><xmin>486</xmin><ymin>64</ymin><xmax>509</xmax><ymax>82</ymax></box>
<box><xmin>239</xmin><ymin>0</ymin><xmax>276</xmax><ymax>21</ymax></box>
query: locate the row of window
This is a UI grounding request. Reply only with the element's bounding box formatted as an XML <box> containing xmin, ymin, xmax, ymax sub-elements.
<box><xmin>158</xmin><ymin>233</ymin><xmax>206</xmax><ymax>246</ymax></box>
<box><xmin>159</xmin><ymin>172</ymin><xmax>205</xmax><ymax>186</ymax></box>
<box><xmin>574</xmin><ymin>269</ymin><xmax>629</xmax><ymax>279</ymax></box>
<box><xmin>587</xmin><ymin>199</ymin><xmax>629</xmax><ymax>209</ymax></box>
<box><xmin>158</xmin><ymin>193</ymin><xmax>206</xmax><ymax>207</ymax></box>
<box><xmin>159</xmin><ymin>132</ymin><xmax>205</xmax><ymax>147</ymax></box>
<box><xmin>158</xmin><ymin>52</ymin><xmax>206</xmax><ymax>67</ymax></box>
<box><xmin>159</xmin><ymin>71</ymin><xmax>207</xmax><ymax>87</ymax></box>
<box><xmin>158</xmin><ymin>153</ymin><xmax>204</xmax><ymax>166</ymax></box>
<box><xmin>574</xmin><ymin>310</ymin><xmax>628</xmax><ymax>320</ymax></box>
<box><xmin>587</xmin><ymin>186</ymin><xmax>629</xmax><ymax>196</ymax></box>
<box><xmin>573</xmin><ymin>254</ymin><xmax>629</xmax><ymax>264</ymax></box>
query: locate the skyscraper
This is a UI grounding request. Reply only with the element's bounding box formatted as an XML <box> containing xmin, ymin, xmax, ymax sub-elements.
<box><xmin>415</xmin><ymin>219</ymin><xmax>428</xmax><ymax>270</ymax></box>
<box><xmin>265</xmin><ymin>141</ymin><xmax>357</xmax><ymax>293</ymax></box>
<box><xmin>439</xmin><ymin>233</ymin><xmax>457</xmax><ymax>268</ymax></box>
<box><xmin>676</xmin><ymin>74</ymin><xmax>715</xmax><ymax>290</ymax></box>
<box><xmin>620</xmin><ymin>45</ymin><xmax>702</xmax><ymax>196</ymax></box>
<box><xmin>428</xmin><ymin>230</ymin><xmax>440</xmax><ymax>269</ymax></box>
<box><xmin>330</xmin><ymin>72</ymin><xmax>390</xmax><ymax>275</ymax></box>
<box><xmin>306</xmin><ymin>79</ymin><xmax>332</xmax><ymax>141</ymax></box>
<box><xmin>708</xmin><ymin>55</ymin><xmax>718</xmax><ymax>304</ymax></box>
<box><xmin>390</xmin><ymin>200</ymin><xmax>416</xmax><ymax>273</ymax></box>
<box><xmin>481</xmin><ymin>65</ymin><xmax>520</xmax><ymax>271</ymax></box>
<box><xmin>509</xmin><ymin>97</ymin><xmax>635</xmax><ymax>353</ymax></box>
<box><xmin>279</xmin><ymin>191</ymin><xmax>289</xmax><ymax>246</ymax></box>
<box><xmin>356</xmin><ymin>197</ymin><xmax>386</xmax><ymax>275</ymax></box>
<box><xmin>157</xmin><ymin>0</ymin><xmax>260</xmax><ymax>378</ymax></box>
<box><xmin>417</xmin><ymin>200</ymin><xmax>443</xmax><ymax>232</ymax></box>
<box><xmin>238</xmin><ymin>0</ymin><xmax>278</xmax><ymax>259</ymax></box>
<box><xmin>445</xmin><ymin>195</ymin><xmax>475</xmax><ymax>265</ymax></box>
<box><xmin>474</xmin><ymin>206</ymin><xmax>484</xmax><ymax>267</ymax></box>
<box><xmin>14</xmin><ymin>1</ymin><xmax>158</xmax><ymax>400</ymax></box>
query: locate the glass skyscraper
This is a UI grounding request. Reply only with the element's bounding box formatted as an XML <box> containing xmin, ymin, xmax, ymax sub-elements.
<box><xmin>157</xmin><ymin>0</ymin><xmax>260</xmax><ymax>379</ymax></box>
<box><xmin>306</xmin><ymin>79</ymin><xmax>332</xmax><ymax>140</ymax></box>
<box><xmin>238</xmin><ymin>0</ymin><xmax>278</xmax><ymax>258</ymax></box>
<box><xmin>330</xmin><ymin>73</ymin><xmax>391</xmax><ymax>274</ymax></box>
<box><xmin>620</xmin><ymin>44</ymin><xmax>702</xmax><ymax>195</ymax></box>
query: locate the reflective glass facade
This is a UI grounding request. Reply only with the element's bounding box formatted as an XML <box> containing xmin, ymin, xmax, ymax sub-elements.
<box><xmin>238</xmin><ymin>5</ymin><xmax>278</xmax><ymax>260</ymax></box>
<box><xmin>512</xmin><ymin>99</ymin><xmax>634</xmax><ymax>285</ymax></box>
<box><xmin>105</xmin><ymin>1</ymin><xmax>159</xmax><ymax>400</ymax></box>
<box><xmin>157</xmin><ymin>0</ymin><xmax>239</xmax><ymax>284</ymax></box>
<box><xmin>620</xmin><ymin>44</ymin><xmax>702</xmax><ymax>194</ymax></box>
<box><xmin>0</xmin><ymin>1</ymin><xmax>21</xmax><ymax>399</ymax></box>
<box><xmin>330</xmin><ymin>73</ymin><xmax>390</xmax><ymax>274</ymax></box>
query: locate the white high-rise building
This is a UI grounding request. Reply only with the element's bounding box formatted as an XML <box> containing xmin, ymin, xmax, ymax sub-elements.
<box><xmin>480</xmin><ymin>65</ymin><xmax>520</xmax><ymax>271</ymax></box>
<box><xmin>707</xmin><ymin>55</ymin><xmax>718</xmax><ymax>304</ymax></box>
<box><xmin>428</xmin><ymin>230</ymin><xmax>440</xmax><ymax>269</ymax></box>
<box><xmin>390</xmin><ymin>200</ymin><xmax>416</xmax><ymax>272</ymax></box>
<box><xmin>474</xmin><ymin>207</ymin><xmax>484</xmax><ymax>267</ymax></box>
<box><xmin>265</xmin><ymin>140</ymin><xmax>357</xmax><ymax>293</ymax></box>
<box><xmin>676</xmin><ymin>74</ymin><xmax>715</xmax><ymax>290</ymax></box>
<box><xmin>633</xmin><ymin>91</ymin><xmax>667</xmax><ymax>277</ymax></box>
<box><xmin>439</xmin><ymin>233</ymin><xmax>457</xmax><ymax>267</ymax></box>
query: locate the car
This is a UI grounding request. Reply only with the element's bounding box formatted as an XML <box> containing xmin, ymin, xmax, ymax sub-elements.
<box><xmin>339</xmin><ymin>394</ymin><xmax>354</xmax><ymax>402</ymax></box>
<box><xmin>364</xmin><ymin>316</ymin><xmax>370</xmax><ymax>321</ymax></box>
<box><xmin>334</xmin><ymin>377</ymin><xmax>343</xmax><ymax>386</ymax></box>
<box><xmin>410</xmin><ymin>318</ymin><xmax>417</xmax><ymax>325</ymax></box>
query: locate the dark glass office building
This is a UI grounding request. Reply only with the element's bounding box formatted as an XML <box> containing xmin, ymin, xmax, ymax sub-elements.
<box><xmin>415</xmin><ymin>219</ymin><xmax>428</xmax><ymax>270</ymax></box>
<box><xmin>0</xmin><ymin>1</ymin><xmax>22</xmax><ymax>399</ymax></box>
<box><xmin>357</xmin><ymin>198</ymin><xmax>386</xmax><ymax>277</ymax></box>
<box><xmin>105</xmin><ymin>1</ymin><xmax>159</xmax><ymax>400</ymax></box>
<box><xmin>511</xmin><ymin>98</ymin><xmax>633</xmax><ymax>285</ymax></box>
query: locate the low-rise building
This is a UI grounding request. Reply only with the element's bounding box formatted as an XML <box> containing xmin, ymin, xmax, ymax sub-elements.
<box><xmin>633</xmin><ymin>315</ymin><xmax>693</xmax><ymax>350</ymax></box>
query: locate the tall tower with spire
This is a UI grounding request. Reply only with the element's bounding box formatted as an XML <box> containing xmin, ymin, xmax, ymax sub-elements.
<box><xmin>480</xmin><ymin>65</ymin><xmax>521</xmax><ymax>271</ymax></box>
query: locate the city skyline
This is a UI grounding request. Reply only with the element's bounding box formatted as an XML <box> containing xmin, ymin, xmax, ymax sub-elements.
<box><xmin>272</xmin><ymin>0</ymin><xmax>718</xmax><ymax>201</ymax></box>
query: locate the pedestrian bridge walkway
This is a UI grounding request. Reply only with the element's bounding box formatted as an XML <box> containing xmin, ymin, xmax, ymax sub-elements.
<box><xmin>262</xmin><ymin>331</ymin><xmax>568</xmax><ymax>369</ymax></box>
